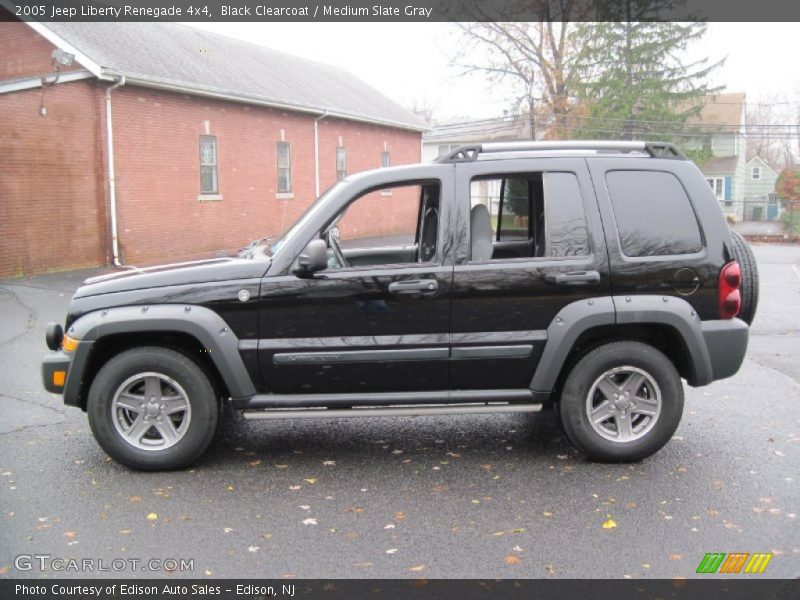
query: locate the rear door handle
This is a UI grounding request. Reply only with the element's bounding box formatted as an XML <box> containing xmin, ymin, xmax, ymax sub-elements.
<box><xmin>388</xmin><ymin>279</ymin><xmax>439</xmax><ymax>294</ymax></box>
<box><xmin>548</xmin><ymin>270</ymin><xmax>601</xmax><ymax>286</ymax></box>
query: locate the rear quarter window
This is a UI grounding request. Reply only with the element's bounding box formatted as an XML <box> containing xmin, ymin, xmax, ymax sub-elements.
<box><xmin>606</xmin><ymin>170</ymin><xmax>703</xmax><ymax>257</ymax></box>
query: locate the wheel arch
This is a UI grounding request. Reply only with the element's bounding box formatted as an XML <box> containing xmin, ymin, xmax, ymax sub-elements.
<box><xmin>64</xmin><ymin>305</ymin><xmax>256</xmax><ymax>409</ymax></box>
<box><xmin>530</xmin><ymin>295</ymin><xmax>714</xmax><ymax>398</ymax></box>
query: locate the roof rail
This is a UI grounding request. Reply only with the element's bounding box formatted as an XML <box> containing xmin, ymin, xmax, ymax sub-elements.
<box><xmin>434</xmin><ymin>140</ymin><xmax>687</xmax><ymax>163</ymax></box>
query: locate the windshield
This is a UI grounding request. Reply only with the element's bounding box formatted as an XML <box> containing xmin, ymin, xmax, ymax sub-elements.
<box><xmin>266</xmin><ymin>182</ymin><xmax>345</xmax><ymax>256</ymax></box>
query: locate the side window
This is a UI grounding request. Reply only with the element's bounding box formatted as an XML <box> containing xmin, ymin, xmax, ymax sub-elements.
<box><xmin>606</xmin><ymin>171</ymin><xmax>702</xmax><ymax>257</ymax></box>
<box><xmin>327</xmin><ymin>181</ymin><xmax>441</xmax><ymax>268</ymax></box>
<box><xmin>336</xmin><ymin>147</ymin><xmax>347</xmax><ymax>180</ymax></box>
<box><xmin>469</xmin><ymin>172</ymin><xmax>589</xmax><ymax>260</ymax></box>
<box><xmin>199</xmin><ymin>135</ymin><xmax>218</xmax><ymax>194</ymax></box>
<box><xmin>277</xmin><ymin>142</ymin><xmax>292</xmax><ymax>193</ymax></box>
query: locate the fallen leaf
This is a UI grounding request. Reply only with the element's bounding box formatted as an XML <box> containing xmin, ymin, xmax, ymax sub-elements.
<box><xmin>223</xmin><ymin>527</ymin><xmax>233</xmax><ymax>533</ymax></box>
<box><xmin>304</xmin><ymin>478</ymin><xmax>318</xmax><ymax>484</ymax></box>
<box><xmin>323</xmin><ymin>461</ymin><xmax>336</xmax><ymax>466</ymax></box>
<box><xmin>602</xmin><ymin>517</ymin><xmax>617</xmax><ymax>530</ymax></box>
<box><xmin>386</xmin><ymin>548</ymin><xmax>398</xmax><ymax>554</ymax></box>
<box><xmin>226</xmin><ymin>485</ymin><xmax>235</xmax><ymax>492</ymax></box>
<box><xmin>543</xmin><ymin>511</ymin><xmax>554</xmax><ymax>517</ymax></box>
<box><xmin>302</xmin><ymin>518</ymin><xmax>318</xmax><ymax>525</ymax></box>
<box><xmin>669</xmin><ymin>553</ymin><xmax>682</xmax><ymax>560</ymax></box>
<box><xmin>129</xmin><ymin>496</ymin><xmax>142</xmax><ymax>503</ymax></box>
<box><xmin>384</xmin><ymin>524</ymin><xmax>395</xmax><ymax>529</ymax></box>
<box><xmin>249</xmin><ymin>460</ymin><xmax>261</xmax><ymax>467</ymax></box>
<box><xmin>63</xmin><ymin>531</ymin><xmax>77</xmax><ymax>539</ymax></box>
<box><xmin>545</xmin><ymin>563</ymin><xmax>555</xmax><ymax>575</ymax></box>
<box><xmin>394</xmin><ymin>512</ymin><xmax>406</xmax><ymax>521</ymax></box>
<box><xmin>119</xmin><ymin>529</ymin><xmax>132</xmax><ymax>535</ymax></box>
<box><xmin>289</xmin><ymin>486</ymin><xmax>301</xmax><ymax>491</ymax></box>
<box><xmin>248</xmin><ymin>546</ymin><xmax>260</xmax><ymax>553</ymax></box>
<box><xmin>146</xmin><ymin>513</ymin><xmax>158</xmax><ymax>522</ymax></box>
<box><xmin>204</xmin><ymin>570</ymin><xmax>212</xmax><ymax>576</ymax></box>
<box><xmin>409</xmin><ymin>565</ymin><xmax>425</xmax><ymax>572</ymax></box>
<box><xmin>504</xmin><ymin>555</ymin><xmax>520</xmax><ymax>565</ymax></box>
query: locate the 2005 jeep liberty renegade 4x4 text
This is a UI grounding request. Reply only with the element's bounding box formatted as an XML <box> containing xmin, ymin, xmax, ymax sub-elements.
<box><xmin>42</xmin><ymin>141</ymin><xmax>758</xmax><ymax>470</ymax></box>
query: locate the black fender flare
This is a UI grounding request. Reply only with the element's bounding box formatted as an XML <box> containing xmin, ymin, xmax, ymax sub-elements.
<box><xmin>64</xmin><ymin>304</ymin><xmax>256</xmax><ymax>405</ymax></box>
<box><xmin>530</xmin><ymin>295</ymin><xmax>713</xmax><ymax>393</ymax></box>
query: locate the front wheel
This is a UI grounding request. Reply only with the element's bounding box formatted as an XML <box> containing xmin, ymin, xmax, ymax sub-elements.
<box><xmin>87</xmin><ymin>347</ymin><xmax>219</xmax><ymax>470</ymax></box>
<box><xmin>558</xmin><ymin>341</ymin><xmax>683</xmax><ymax>462</ymax></box>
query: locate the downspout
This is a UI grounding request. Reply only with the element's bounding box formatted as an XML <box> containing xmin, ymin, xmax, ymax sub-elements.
<box><xmin>313</xmin><ymin>111</ymin><xmax>328</xmax><ymax>198</ymax></box>
<box><xmin>105</xmin><ymin>76</ymin><xmax>125</xmax><ymax>266</ymax></box>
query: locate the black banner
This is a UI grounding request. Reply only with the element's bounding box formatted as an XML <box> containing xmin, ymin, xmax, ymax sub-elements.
<box><xmin>3</xmin><ymin>0</ymin><xmax>800</xmax><ymax>22</ymax></box>
<box><xmin>2</xmin><ymin>579</ymin><xmax>800</xmax><ymax>600</ymax></box>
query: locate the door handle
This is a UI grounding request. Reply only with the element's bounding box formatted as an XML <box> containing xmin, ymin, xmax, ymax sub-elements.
<box><xmin>388</xmin><ymin>279</ymin><xmax>439</xmax><ymax>294</ymax></box>
<box><xmin>548</xmin><ymin>270</ymin><xmax>601</xmax><ymax>286</ymax></box>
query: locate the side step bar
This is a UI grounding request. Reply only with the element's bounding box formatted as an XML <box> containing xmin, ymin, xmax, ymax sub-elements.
<box><xmin>235</xmin><ymin>388</ymin><xmax>535</xmax><ymax>410</ymax></box>
<box><xmin>241</xmin><ymin>402</ymin><xmax>541</xmax><ymax>421</ymax></box>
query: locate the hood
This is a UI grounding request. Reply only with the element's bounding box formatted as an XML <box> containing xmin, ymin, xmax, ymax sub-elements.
<box><xmin>73</xmin><ymin>258</ymin><xmax>269</xmax><ymax>298</ymax></box>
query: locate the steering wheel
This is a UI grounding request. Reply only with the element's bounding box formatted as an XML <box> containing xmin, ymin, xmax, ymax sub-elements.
<box><xmin>329</xmin><ymin>233</ymin><xmax>349</xmax><ymax>269</ymax></box>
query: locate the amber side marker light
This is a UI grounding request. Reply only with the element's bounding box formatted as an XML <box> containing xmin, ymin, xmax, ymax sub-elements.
<box><xmin>52</xmin><ymin>371</ymin><xmax>66</xmax><ymax>386</ymax></box>
<box><xmin>61</xmin><ymin>335</ymin><xmax>78</xmax><ymax>352</ymax></box>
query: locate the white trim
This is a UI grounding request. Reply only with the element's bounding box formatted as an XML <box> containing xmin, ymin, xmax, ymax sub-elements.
<box><xmin>197</xmin><ymin>194</ymin><xmax>222</xmax><ymax>202</ymax></box>
<box><xmin>0</xmin><ymin>69</ymin><xmax>92</xmax><ymax>94</ymax></box>
<box><xmin>23</xmin><ymin>21</ymin><xmax>105</xmax><ymax>79</ymax></box>
<box><xmin>745</xmin><ymin>155</ymin><xmax>778</xmax><ymax>177</ymax></box>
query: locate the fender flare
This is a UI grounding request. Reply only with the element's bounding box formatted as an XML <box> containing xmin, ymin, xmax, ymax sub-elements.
<box><xmin>64</xmin><ymin>304</ymin><xmax>256</xmax><ymax>405</ymax></box>
<box><xmin>530</xmin><ymin>295</ymin><xmax>713</xmax><ymax>393</ymax></box>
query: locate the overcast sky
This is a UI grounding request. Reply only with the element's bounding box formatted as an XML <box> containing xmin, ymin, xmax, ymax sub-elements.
<box><xmin>187</xmin><ymin>22</ymin><xmax>800</xmax><ymax>123</ymax></box>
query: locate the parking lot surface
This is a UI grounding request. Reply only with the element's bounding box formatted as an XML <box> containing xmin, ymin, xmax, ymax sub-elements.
<box><xmin>1</xmin><ymin>245</ymin><xmax>798</xmax><ymax>578</ymax></box>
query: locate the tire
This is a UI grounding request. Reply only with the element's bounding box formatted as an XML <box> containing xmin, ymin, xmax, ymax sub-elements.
<box><xmin>729</xmin><ymin>230</ymin><xmax>759</xmax><ymax>325</ymax></box>
<box><xmin>87</xmin><ymin>346</ymin><xmax>219</xmax><ymax>471</ymax></box>
<box><xmin>558</xmin><ymin>341</ymin><xmax>683</xmax><ymax>462</ymax></box>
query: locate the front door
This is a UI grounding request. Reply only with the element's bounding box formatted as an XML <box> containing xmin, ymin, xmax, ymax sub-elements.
<box><xmin>449</xmin><ymin>157</ymin><xmax>611</xmax><ymax>389</ymax></box>
<box><xmin>258</xmin><ymin>177</ymin><xmax>453</xmax><ymax>394</ymax></box>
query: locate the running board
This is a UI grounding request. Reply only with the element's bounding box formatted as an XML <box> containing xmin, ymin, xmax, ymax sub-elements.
<box><xmin>241</xmin><ymin>403</ymin><xmax>541</xmax><ymax>421</ymax></box>
<box><xmin>234</xmin><ymin>388</ymin><xmax>535</xmax><ymax>410</ymax></box>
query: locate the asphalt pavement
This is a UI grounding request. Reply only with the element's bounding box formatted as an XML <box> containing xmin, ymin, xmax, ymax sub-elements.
<box><xmin>0</xmin><ymin>245</ymin><xmax>798</xmax><ymax>579</ymax></box>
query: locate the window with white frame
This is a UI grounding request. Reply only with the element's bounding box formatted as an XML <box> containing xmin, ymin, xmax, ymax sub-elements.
<box><xmin>277</xmin><ymin>142</ymin><xmax>291</xmax><ymax>193</ymax></box>
<box><xmin>199</xmin><ymin>135</ymin><xmax>218</xmax><ymax>194</ymax></box>
<box><xmin>381</xmin><ymin>150</ymin><xmax>391</xmax><ymax>168</ymax></box>
<box><xmin>751</xmin><ymin>166</ymin><xmax>761</xmax><ymax>180</ymax></box>
<box><xmin>706</xmin><ymin>177</ymin><xmax>724</xmax><ymax>200</ymax></box>
<box><xmin>336</xmin><ymin>147</ymin><xmax>347</xmax><ymax>180</ymax></box>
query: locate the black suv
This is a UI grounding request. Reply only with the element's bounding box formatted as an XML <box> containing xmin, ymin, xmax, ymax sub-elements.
<box><xmin>42</xmin><ymin>141</ymin><xmax>757</xmax><ymax>470</ymax></box>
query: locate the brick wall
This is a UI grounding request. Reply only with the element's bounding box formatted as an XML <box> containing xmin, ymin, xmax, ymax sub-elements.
<box><xmin>0</xmin><ymin>80</ymin><xmax>107</xmax><ymax>277</ymax></box>
<box><xmin>0</xmin><ymin>19</ymin><xmax>423</xmax><ymax>273</ymax></box>
<box><xmin>110</xmin><ymin>88</ymin><xmax>422</xmax><ymax>264</ymax></box>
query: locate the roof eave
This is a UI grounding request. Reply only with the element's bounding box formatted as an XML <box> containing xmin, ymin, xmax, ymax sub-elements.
<box><xmin>109</xmin><ymin>72</ymin><xmax>428</xmax><ymax>133</ymax></box>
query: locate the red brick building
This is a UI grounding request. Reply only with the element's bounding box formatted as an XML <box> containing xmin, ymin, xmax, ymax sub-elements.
<box><xmin>0</xmin><ymin>18</ymin><xmax>426</xmax><ymax>277</ymax></box>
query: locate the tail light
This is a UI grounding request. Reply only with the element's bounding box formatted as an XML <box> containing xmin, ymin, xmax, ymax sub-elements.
<box><xmin>718</xmin><ymin>261</ymin><xmax>741</xmax><ymax>319</ymax></box>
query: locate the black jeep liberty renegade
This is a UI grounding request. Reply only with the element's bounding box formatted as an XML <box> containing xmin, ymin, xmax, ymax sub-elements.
<box><xmin>42</xmin><ymin>141</ymin><xmax>758</xmax><ymax>470</ymax></box>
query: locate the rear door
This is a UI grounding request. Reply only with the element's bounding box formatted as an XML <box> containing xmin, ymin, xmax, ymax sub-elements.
<box><xmin>449</xmin><ymin>157</ymin><xmax>610</xmax><ymax>389</ymax></box>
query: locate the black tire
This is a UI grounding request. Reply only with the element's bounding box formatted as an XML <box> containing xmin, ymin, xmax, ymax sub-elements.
<box><xmin>87</xmin><ymin>346</ymin><xmax>219</xmax><ymax>471</ymax></box>
<box><xmin>558</xmin><ymin>341</ymin><xmax>683</xmax><ymax>462</ymax></box>
<box><xmin>729</xmin><ymin>230</ymin><xmax>759</xmax><ymax>325</ymax></box>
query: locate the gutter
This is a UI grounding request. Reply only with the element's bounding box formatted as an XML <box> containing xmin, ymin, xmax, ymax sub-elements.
<box><xmin>105</xmin><ymin>76</ymin><xmax>126</xmax><ymax>266</ymax></box>
<box><xmin>313</xmin><ymin>112</ymin><xmax>329</xmax><ymax>197</ymax></box>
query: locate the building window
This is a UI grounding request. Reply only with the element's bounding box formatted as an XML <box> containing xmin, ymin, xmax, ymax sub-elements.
<box><xmin>381</xmin><ymin>150</ymin><xmax>391</xmax><ymax>168</ymax></box>
<box><xmin>706</xmin><ymin>177</ymin><xmax>724</xmax><ymax>200</ymax></box>
<box><xmin>336</xmin><ymin>147</ymin><xmax>347</xmax><ymax>180</ymax></box>
<box><xmin>751</xmin><ymin>166</ymin><xmax>761</xmax><ymax>180</ymax></box>
<box><xmin>277</xmin><ymin>142</ymin><xmax>291</xmax><ymax>193</ymax></box>
<box><xmin>199</xmin><ymin>135</ymin><xmax>218</xmax><ymax>194</ymax></box>
<box><xmin>437</xmin><ymin>144</ymin><xmax>459</xmax><ymax>158</ymax></box>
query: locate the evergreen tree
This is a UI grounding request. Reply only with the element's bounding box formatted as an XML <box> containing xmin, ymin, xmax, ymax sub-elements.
<box><xmin>571</xmin><ymin>2</ymin><xmax>723</xmax><ymax>142</ymax></box>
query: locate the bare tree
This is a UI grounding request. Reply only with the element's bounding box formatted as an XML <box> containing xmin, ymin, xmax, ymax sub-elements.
<box><xmin>450</xmin><ymin>1</ymin><xmax>591</xmax><ymax>139</ymax></box>
<box><xmin>747</xmin><ymin>94</ymin><xmax>798</xmax><ymax>170</ymax></box>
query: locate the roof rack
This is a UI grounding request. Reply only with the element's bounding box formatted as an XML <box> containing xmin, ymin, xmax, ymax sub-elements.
<box><xmin>434</xmin><ymin>141</ymin><xmax>687</xmax><ymax>163</ymax></box>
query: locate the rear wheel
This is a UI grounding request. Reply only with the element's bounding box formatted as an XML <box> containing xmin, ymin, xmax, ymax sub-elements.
<box><xmin>730</xmin><ymin>230</ymin><xmax>759</xmax><ymax>325</ymax></box>
<box><xmin>558</xmin><ymin>341</ymin><xmax>683</xmax><ymax>462</ymax></box>
<box><xmin>87</xmin><ymin>346</ymin><xmax>218</xmax><ymax>470</ymax></box>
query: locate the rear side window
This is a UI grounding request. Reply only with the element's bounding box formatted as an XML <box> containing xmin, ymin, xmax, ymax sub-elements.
<box><xmin>469</xmin><ymin>171</ymin><xmax>589</xmax><ymax>260</ymax></box>
<box><xmin>606</xmin><ymin>171</ymin><xmax>702</xmax><ymax>257</ymax></box>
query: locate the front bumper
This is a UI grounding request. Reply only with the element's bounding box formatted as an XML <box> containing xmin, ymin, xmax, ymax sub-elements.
<box><xmin>41</xmin><ymin>350</ymin><xmax>73</xmax><ymax>394</ymax></box>
<box><xmin>701</xmin><ymin>318</ymin><xmax>749</xmax><ymax>381</ymax></box>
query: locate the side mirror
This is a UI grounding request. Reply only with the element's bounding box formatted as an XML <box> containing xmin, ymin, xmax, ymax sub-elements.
<box><xmin>293</xmin><ymin>239</ymin><xmax>328</xmax><ymax>277</ymax></box>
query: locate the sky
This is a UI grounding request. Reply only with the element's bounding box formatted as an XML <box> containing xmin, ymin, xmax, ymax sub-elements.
<box><xmin>186</xmin><ymin>22</ymin><xmax>800</xmax><ymax>123</ymax></box>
